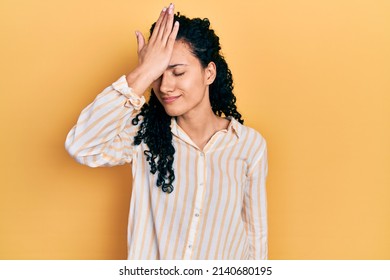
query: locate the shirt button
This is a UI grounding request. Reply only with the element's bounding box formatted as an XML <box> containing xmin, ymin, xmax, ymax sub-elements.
<box><xmin>188</xmin><ymin>245</ymin><xmax>192</xmax><ymax>249</ymax></box>
<box><xmin>195</xmin><ymin>213</ymin><xmax>199</xmax><ymax>217</ymax></box>
<box><xmin>199</xmin><ymin>182</ymin><xmax>204</xmax><ymax>186</ymax></box>
<box><xmin>200</xmin><ymin>153</ymin><xmax>204</xmax><ymax>157</ymax></box>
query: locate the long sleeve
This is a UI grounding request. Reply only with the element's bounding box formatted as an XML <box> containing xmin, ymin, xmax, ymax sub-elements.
<box><xmin>242</xmin><ymin>140</ymin><xmax>269</xmax><ymax>259</ymax></box>
<box><xmin>65</xmin><ymin>75</ymin><xmax>145</xmax><ymax>167</ymax></box>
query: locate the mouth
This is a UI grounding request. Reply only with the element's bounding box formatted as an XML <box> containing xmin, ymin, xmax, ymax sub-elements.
<box><xmin>161</xmin><ymin>95</ymin><xmax>181</xmax><ymax>104</ymax></box>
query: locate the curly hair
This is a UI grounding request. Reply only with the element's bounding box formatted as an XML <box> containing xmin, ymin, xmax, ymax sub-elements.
<box><xmin>132</xmin><ymin>13</ymin><xmax>243</xmax><ymax>194</ymax></box>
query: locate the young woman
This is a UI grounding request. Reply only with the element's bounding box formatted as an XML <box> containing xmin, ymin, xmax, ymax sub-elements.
<box><xmin>65</xmin><ymin>3</ymin><xmax>268</xmax><ymax>260</ymax></box>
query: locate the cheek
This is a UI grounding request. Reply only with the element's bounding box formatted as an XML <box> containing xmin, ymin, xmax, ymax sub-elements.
<box><xmin>178</xmin><ymin>75</ymin><xmax>203</xmax><ymax>92</ymax></box>
<box><xmin>151</xmin><ymin>80</ymin><xmax>161</xmax><ymax>92</ymax></box>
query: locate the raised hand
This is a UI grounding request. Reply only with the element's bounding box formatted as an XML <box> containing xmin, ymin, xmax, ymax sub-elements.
<box><xmin>126</xmin><ymin>4</ymin><xmax>179</xmax><ymax>96</ymax></box>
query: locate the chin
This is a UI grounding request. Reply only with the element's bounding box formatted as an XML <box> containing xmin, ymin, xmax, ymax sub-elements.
<box><xmin>162</xmin><ymin>103</ymin><xmax>189</xmax><ymax>117</ymax></box>
<box><xmin>163</xmin><ymin>108</ymin><xmax>183</xmax><ymax>117</ymax></box>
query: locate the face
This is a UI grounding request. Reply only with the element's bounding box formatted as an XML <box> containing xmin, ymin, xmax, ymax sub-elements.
<box><xmin>152</xmin><ymin>40</ymin><xmax>216</xmax><ymax>118</ymax></box>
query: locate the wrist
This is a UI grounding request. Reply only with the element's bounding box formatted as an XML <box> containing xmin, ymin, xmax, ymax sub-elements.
<box><xmin>126</xmin><ymin>66</ymin><xmax>155</xmax><ymax>97</ymax></box>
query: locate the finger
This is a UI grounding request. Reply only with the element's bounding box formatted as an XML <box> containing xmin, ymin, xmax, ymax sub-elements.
<box><xmin>149</xmin><ymin>7</ymin><xmax>167</xmax><ymax>43</ymax></box>
<box><xmin>166</xmin><ymin>21</ymin><xmax>179</xmax><ymax>50</ymax></box>
<box><xmin>156</xmin><ymin>5</ymin><xmax>170</xmax><ymax>41</ymax></box>
<box><xmin>162</xmin><ymin>4</ymin><xmax>175</xmax><ymax>45</ymax></box>
<box><xmin>135</xmin><ymin>31</ymin><xmax>145</xmax><ymax>53</ymax></box>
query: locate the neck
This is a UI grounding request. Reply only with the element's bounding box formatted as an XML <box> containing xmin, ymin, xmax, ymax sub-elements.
<box><xmin>176</xmin><ymin>108</ymin><xmax>230</xmax><ymax>151</ymax></box>
<box><xmin>176</xmin><ymin>108</ymin><xmax>219</xmax><ymax>138</ymax></box>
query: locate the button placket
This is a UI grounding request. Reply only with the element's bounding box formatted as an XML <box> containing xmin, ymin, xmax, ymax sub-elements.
<box><xmin>184</xmin><ymin>151</ymin><xmax>206</xmax><ymax>259</ymax></box>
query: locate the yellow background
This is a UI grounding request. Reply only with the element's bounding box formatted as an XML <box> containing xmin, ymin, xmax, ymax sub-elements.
<box><xmin>1</xmin><ymin>0</ymin><xmax>389</xmax><ymax>259</ymax></box>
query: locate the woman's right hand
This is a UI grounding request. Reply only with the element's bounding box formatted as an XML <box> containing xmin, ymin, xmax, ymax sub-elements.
<box><xmin>126</xmin><ymin>4</ymin><xmax>179</xmax><ymax>96</ymax></box>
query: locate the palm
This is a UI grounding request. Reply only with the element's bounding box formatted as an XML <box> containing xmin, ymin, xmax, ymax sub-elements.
<box><xmin>136</xmin><ymin>4</ymin><xmax>179</xmax><ymax>82</ymax></box>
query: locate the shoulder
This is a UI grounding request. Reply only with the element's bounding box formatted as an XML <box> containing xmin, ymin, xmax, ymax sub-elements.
<box><xmin>232</xmin><ymin>119</ymin><xmax>268</xmax><ymax>173</ymax></box>
<box><xmin>234</xmin><ymin>119</ymin><xmax>267</xmax><ymax>151</ymax></box>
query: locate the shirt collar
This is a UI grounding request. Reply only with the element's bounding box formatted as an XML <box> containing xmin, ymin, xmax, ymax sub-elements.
<box><xmin>225</xmin><ymin>116</ymin><xmax>241</xmax><ymax>139</ymax></box>
<box><xmin>170</xmin><ymin>116</ymin><xmax>241</xmax><ymax>140</ymax></box>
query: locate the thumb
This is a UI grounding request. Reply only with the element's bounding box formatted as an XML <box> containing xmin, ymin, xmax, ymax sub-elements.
<box><xmin>135</xmin><ymin>31</ymin><xmax>145</xmax><ymax>53</ymax></box>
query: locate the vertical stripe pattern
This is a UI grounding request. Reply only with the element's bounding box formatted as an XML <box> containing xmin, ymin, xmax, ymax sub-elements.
<box><xmin>65</xmin><ymin>75</ymin><xmax>269</xmax><ymax>259</ymax></box>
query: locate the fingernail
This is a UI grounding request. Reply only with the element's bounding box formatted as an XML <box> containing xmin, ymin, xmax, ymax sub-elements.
<box><xmin>168</xmin><ymin>3</ymin><xmax>174</xmax><ymax>14</ymax></box>
<box><xmin>162</xmin><ymin>7</ymin><xmax>167</xmax><ymax>12</ymax></box>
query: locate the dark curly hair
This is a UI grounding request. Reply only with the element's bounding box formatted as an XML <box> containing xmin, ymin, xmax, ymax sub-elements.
<box><xmin>132</xmin><ymin>13</ymin><xmax>243</xmax><ymax>194</ymax></box>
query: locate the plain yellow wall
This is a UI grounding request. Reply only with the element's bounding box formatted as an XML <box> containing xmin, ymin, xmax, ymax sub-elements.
<box><xmin>1</xmin><ymin>0</ymin><xmax>389</xmax><ymax>259</ymax></box>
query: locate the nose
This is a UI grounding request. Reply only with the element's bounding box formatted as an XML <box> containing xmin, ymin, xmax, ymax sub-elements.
<box><xmin>159</xmin><ymin>73</ymin><xmax>174</xmax><ymax>94</ymax></box>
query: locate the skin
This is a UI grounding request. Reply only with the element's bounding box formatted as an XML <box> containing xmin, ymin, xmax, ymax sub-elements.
<box><xmin>126</xmin><ymin>3</ymin><xmax>229</xmax><ymax>150</ymax></box>
<box><xmin>152</xmin><ymin>40</ymin><xmax>213</xmax><ymax>118</ymax></box>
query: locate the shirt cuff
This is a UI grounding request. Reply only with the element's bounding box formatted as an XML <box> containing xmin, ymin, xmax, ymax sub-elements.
<box><xmin>112</xmin><ymin>75</ymin><xmax>146</xmax><ymax>110</ymax></box>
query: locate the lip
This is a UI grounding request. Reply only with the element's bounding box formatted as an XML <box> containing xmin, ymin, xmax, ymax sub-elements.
<box><xmin>161</xmin><ymin>95</ymin><xmax>181</xmax><ymax>104</ymax></box>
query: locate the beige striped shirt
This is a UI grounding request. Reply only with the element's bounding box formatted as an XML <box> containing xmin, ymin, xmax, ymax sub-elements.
<box><xmin>65</xmin><ymin>75</ymin><xmax>268</xmax><ymax>259</ymax></box>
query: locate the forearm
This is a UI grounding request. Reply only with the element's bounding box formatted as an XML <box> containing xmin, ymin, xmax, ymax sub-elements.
<box><xmin>65</xmin><ymin>75</ymin><xmax>145</xmax><ymax>167</ymax></box>
<box><xmin>243</xmin><ymin>140</ymin><xmax>269</xmax><ymax>259</ymax></box>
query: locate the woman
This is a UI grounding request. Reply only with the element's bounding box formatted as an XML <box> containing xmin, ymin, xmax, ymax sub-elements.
<box><xmin>65</xmin><ymin>3</ymin><xmax>268</xmax><ymax>260</ymax></box>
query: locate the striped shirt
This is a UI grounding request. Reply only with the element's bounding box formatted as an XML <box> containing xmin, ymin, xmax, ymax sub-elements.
<box><xmin>65</xmin><ymin>75</ymin><xmax>269</xmax><ymax>259</ymax></box>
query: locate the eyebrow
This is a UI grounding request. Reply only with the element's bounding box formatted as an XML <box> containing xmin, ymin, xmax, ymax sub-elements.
<box><xmin>167</xmin><ymin>64</ymin><xmax>188</xmax><ymax>69</ymax></box>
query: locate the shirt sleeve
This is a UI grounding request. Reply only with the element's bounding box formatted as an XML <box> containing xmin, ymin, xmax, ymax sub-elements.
<box><xmin>242</xmin><ymin>140</ymin><xmax>269</xmax><ymax>259</ymax></box>
<box><xmin>65</xmin><ymin>75</ymin><xmax>145</xmax><ymax>167</ymax></box>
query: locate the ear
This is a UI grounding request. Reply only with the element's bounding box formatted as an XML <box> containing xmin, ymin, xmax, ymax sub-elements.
<box><xmin>204</xmin><ymin>62</ymin><xmax>217</xmax><ymax>85</ymax></box>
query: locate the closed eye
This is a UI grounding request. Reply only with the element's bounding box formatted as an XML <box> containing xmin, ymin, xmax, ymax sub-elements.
<box><xmin>173</xmin><ymin>72</ymin><xmax>185</xmax><ymax>77</ymax></box>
